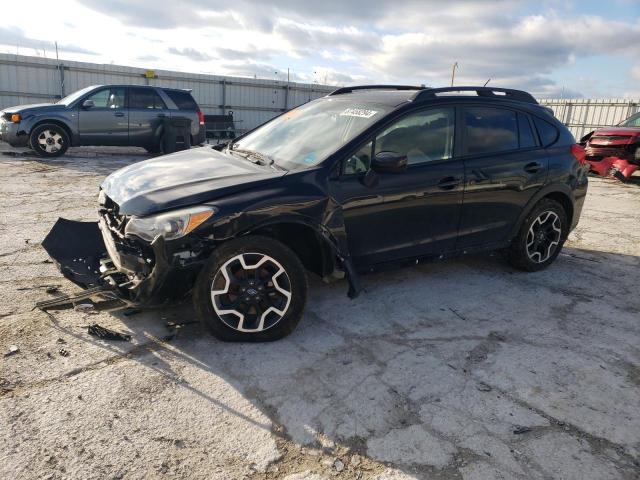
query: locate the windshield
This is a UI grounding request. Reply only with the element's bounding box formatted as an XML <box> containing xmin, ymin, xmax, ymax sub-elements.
<box><xmin>57</xmin><ymin>85</ymin><xmax>100</xmax><ymax>106</ymax></box>
<box><xmin>232</xmin><ymin>98</ymin><xmax>390</xmax><ymax>170</ymax></box>
<box><xmin>620</xmin><ymin>113</ymin><xmax>640</xmax><ymax>127</ymax></box>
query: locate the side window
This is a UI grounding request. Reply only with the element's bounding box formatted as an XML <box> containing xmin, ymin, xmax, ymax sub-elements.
<box><xmin>85</xmin><ymin>88</ymin><xmax>125</xmax><ymax>109</ymax></box>
<box><xmin>374</xmin><ymin>108</ymin><xmax>455</xmax><ymax>165</ymax></box>
<box><xmin>533</xmin><ymin>116</ymin><xmax>559</xmax><ymax>147</ymax></box>
<box><xmin>130</xmin><ymin>88</ymin><xmax>167</xmax><ymax>110</ymax></box>
<box><xmin>464</xmin><ymin>107</ymin><xmax>518</xmax><ymax>155</ymax></box>
<box><xmin>518</xmin><ymin>113</ymin><xmax>537</xmax><ymax>148</ymax></box>
<box><xmin>344</xmin><ymin>141</ymin><xmax>372</xmax><ymax>175</ymax></box>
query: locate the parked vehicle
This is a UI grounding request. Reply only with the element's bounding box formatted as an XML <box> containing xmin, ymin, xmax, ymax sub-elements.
<box><xmin>40</xmin><ymin>86</ymin><xmax>589</xmax><ymax>341</ymax></box>
<box><xmin>581</xmin><ymin>112</ymin><xmax>640</xmax><ymax>181</ymax></box>
<box><xmin>0</xmin><ymin>85</ymin><xmax>206</xmax><ymax>157</ymax></box>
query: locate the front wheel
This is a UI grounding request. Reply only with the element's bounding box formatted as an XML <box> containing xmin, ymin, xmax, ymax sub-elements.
<box><xmin>193</xmin><ymin>235</ymin><xmax>308</xmax><ymax>342</ymax></box>
<box><xmin>29</xmin><ymin>123</ymin><xmax>69</xmax><ymax>158</ymax></box>
<box><xmin>507</xmin><ymin>198</ymin><xmax>568</xmax><ymax>272</ymax></box>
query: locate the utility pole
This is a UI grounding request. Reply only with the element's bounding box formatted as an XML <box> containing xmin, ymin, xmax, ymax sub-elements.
<box><xmin>450</xmin><ymin>62</ymin><xmax>458</xmax><ymax>87</ymax></box>
<box><xmin>55</xmin><ymin>41</ymin><xmax>64</xmax><ymax>99</ymax></box>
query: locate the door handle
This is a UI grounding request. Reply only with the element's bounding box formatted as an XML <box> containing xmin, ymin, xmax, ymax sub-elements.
<box><xmin>524</xmin><ymin>162</ymin><xmax>542</xmax><ymax>173</ymax></box>
<box><xmin>437</xmin><ymin>176</ymin><xmax>460</xmax><ymax>190</ymax></box>
<box><xmin>114</xmin><ymin>112</ymin><xmax>125</xmax><ymax>117</ymax></box>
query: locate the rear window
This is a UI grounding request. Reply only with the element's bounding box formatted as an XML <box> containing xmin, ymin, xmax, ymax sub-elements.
<box><xmin>464</xmin><ymin>107</ymin><xmax>518</xmax><ymax>155</ymax></box>
<box><xmin>164</xmin><ymin>90</ymin><xmax>198</xmax><ymax>110</ymax></box>
<box><xmin>533</xmin><ymin>116</ymin><xmax>559</xmax><ymax>147</ymax></box>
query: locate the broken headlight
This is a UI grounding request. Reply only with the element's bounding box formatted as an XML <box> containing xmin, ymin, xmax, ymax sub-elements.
<box><xmin>124</xmin><ymin>206</ymin><xmax>216</xmax><ymax>242</ymax></box>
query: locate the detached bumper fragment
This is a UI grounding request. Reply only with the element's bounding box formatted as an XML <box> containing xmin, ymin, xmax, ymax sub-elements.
<box><xmin>41</xmin><ymin>218</ymin><xmax>106</xmax><ymax>289</ymax></box>
<box><xmin>38</xmin><ymin>218</ymin><xmax>129</xmax><ymax>311</ymax></box>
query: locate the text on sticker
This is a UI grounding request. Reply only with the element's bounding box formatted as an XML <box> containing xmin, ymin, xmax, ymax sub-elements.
<box><xmin>340</xmin><ymin>108</ymin><xmax>378</xmax><ymax>119</ymax></box>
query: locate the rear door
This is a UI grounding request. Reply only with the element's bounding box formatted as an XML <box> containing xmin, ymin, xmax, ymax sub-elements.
<box><xmin>77</xmin><ymin>87</ymin><xmax>128</xmax><ymax>145</ymax></box>
<box><xmin>457</xmin><ymin>106</ymin><xmax>548</xmax><ymax>248</ymax></box>
<box><xmin>128</xmin><ymin>87</ymin><xmax>170</xmax><ymax>147</ymax></box>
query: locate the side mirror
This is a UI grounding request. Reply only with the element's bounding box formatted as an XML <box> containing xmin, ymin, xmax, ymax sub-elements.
<box><xmin>82</xmin><ymin>99</ymin><xmax>95</xmax><ymax>109</ymax></box>
<box><xmin>371</xmin><ymin>151</ymin><xmax>407</xmax><ymax>174</ymax></box>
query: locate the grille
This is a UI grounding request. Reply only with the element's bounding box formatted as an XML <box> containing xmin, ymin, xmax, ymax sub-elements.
<box><xmin>99</xmin><ymin>193</ymin><xmax>127</xmax><ymax>239</ymax></box>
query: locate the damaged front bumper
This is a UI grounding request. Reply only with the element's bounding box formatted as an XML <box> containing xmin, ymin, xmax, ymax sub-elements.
<box><xmin>39</xmin><ymin>217</ymin><xmax>204</xmax><ymax>311</ymax></box>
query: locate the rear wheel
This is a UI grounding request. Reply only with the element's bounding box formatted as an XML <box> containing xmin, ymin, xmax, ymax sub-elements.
<box><xmin>30</xmin><ymin>123</ymin><xmax>69</xmax><ymax>158</ymax></box>
<box><xmin>193</xmin><ymin>235</ymin><xmax>308</xmax><ymax>342</ymax></box>
<box><xmin>507</xmin><ymin>198</ymin><xmax>567</xmax><ymax>271</ymax></box>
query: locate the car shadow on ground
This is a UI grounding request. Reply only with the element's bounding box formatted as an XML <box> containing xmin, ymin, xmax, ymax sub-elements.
<box><xmin>44</xmin><ymin>246</ymin><xmax>640</xmax><ymax>477</ymax></box>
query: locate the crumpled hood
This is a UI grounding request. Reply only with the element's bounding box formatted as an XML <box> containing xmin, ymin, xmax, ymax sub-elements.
<box><xmin>591</xmin><ymin>126</ymin><xmax>640</xmax><ymax>138</ymax></box>
<box><xmin>101</xmin><ymin>147</ymin><xmax>287</xmax><ymax>216</ymax></box>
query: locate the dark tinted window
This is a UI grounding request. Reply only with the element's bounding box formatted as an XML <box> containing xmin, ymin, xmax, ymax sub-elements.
<box><xmin>130</xmin><ymin>88</ymin><xmax>166</xmax><ymax>109</ymax></box>
<box><xmin>374</xmin><ymin>108</ymin><xmax>455</xmax><ymax>165</ymax></box>
<box><xmin>518</xmin><ymin>113</ymin><xmax>537</xmax><ymax>148</ymax></box>
<box><xmin>85</xmin><ymin>87</ymin><xmax>125</xmax><ymax>109</ymax></box>
<box><xmin>165</xmin><ymin>90</ymin><xmax>198</xmax><ymax>110</ymax></box>
<box><xmin>533</xmin><ymin>116</ymin><xmax>559</xmax><ymax>147</ymax></box>
<box><xmin>464</xmin><ymin>107</ymin><xmax>518</xmax><ymax>155</ymax></box>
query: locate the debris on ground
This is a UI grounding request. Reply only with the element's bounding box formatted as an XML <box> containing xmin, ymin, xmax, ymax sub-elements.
<box><xmin>74</xmin><ymin>303</ymin><xmax>97</xmax><ymax>314</ymax></box>
<box><xmin>476</xmin><ymin>382</ymin><xmax>493</xmax><ymax>392</ymax></box>
<box><xmin>45</xmin><ymin>286</ymin><xmax>59</xmax><ymax>294</ymax></box>
<box><xmin>4</xmin><ymin>345</ymin><xmax>20</xmax><ymax>357</ymax></box>
<box><xmin>87</xmin><ymin>324</ymin><xmax>132</xmax><ymax>342</ymax></box>
<box><xmin>333</xmin><ymin>459</ymin><xmax>345</xmax><ymax>472</ymax></box>
<box><xmin>166</xmin><ymin>320</ymin><xmax>199</xmax><ymax>329</ymax></box>
<box><xmin>123</xmin><ymin>308</ymin><xmax>142</xmax><ymax>317</ymax></box>
<box><xmin>513</xmin><ymin>426</ymin><xmax>533</xmax><ymax>435</ymax></box>
<box><xmin>58</xmin><ymin>348</ymin><xmax>70</xmax><ymax>357</ymax></box>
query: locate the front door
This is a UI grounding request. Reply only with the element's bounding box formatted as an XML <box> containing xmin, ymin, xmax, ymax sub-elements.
<box><xmin>457</xmin><ymin>106</ymin><xmax>548</xmax><ymax>248</ymax></box>
<box><xmin>333</xmin><ymin>107</ymin><xmax>464</xmax><ymax>267</ymax></box>
<box><xmin>78</xmin><ymin>87</ymin><xmax>128</xmax><ymax>145</ymax></box>
<box><xmin>128</xmin><ymin>87</ymin><xmax>170</xmax><ymax>147</ymax></box>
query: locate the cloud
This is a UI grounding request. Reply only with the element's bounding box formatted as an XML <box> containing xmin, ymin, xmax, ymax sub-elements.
<box><xmin>167</xmin><ymin>47</ymin><xmax>213</xmax><ymax>62</ymax></box>
<box><xmin>64</xmin><ymin>1</ymin><xmax>640</xmax><ymax>95</ymax></box>
<box><xmin>0</xmin><ymin>25</ymin><xmax>96</xmax><ymax>55</ymax></box>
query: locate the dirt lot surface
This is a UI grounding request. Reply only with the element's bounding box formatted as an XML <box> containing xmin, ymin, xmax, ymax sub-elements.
<box><xmin>1</xmin><ymin>143</ymin><xmax>639</xmax><ymax>480</ymax></box>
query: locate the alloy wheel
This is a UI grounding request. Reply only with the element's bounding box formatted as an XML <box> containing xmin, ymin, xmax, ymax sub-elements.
<box><xmin>526</xmin><ymin>211</ymin><xmax>562</xmax><ymax>263</ymax></box>
<box><xmin>210</xmin><ymin>252</ymin><xmax>292</xmax><ymax>332</ymax></box>
<box><xmin>37</xmin><ymin>129</ymin><xmax>64</xmax><ymax>154</ymax></box>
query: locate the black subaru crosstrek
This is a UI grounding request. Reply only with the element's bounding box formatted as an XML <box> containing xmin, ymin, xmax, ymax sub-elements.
<box><xmin>41</xmin><ymin>86</ymin><xmax>589</xmax><ymax>341</ymax></box>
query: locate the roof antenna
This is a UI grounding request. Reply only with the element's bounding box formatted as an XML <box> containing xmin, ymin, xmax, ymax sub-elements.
<box><xmin>483</xmin><ymin>78</ymin><xmax>491</xmax><ymax>87</ymax></box>
<box><xmin>450</xmin><ymin>62</ymin><xmax>458</xmax><ymax>87</ymax></box>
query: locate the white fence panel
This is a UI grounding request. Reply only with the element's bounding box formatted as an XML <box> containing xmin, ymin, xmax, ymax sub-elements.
<box><xmin>538</xmin><ymin>98</ymin><xmax>640</xmax><ymax>139</ymax></box>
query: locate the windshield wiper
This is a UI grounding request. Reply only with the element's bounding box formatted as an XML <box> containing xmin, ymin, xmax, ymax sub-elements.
<box><xmin>230</xmin><ymin>148</ymin><xmax>276</xmax><ymax>167</ymax></box>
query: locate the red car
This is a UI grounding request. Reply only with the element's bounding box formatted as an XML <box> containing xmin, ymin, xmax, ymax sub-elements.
<box><xmin>581</xmin><ymin>112</ymin><xmax>640</xmax><ymax>181</ymax></box>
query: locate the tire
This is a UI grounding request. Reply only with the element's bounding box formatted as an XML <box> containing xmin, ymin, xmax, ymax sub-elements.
<box><xmin>29</xmin><ymin>123</ymin><xmax>70</xmax><ymax>158</ymax></box>
<box><xmin>193</xmin><ymin>235</ymin><xmax>308</xmax><ymax>342</ymax></box>
<box><xmin>507</xmin><ymin>198</ymin><xmax>568</xmax><ymax>272</ymax></box>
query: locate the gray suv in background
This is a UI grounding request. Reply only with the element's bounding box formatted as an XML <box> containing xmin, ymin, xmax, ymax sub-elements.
<box><xmin>0</xmin><ymin>85</ymin><xmax>206</xmax><ymax>157</ymax></box>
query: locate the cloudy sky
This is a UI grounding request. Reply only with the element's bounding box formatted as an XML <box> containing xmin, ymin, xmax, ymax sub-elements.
<box><xmin>1</xmin><ymin>0</ymin><xmax>639</xmax><ymax>98</ymax></box>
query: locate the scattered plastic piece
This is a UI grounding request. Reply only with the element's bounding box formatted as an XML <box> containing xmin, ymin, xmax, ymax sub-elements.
<box><xmin>87</xmin><ymin>323</ymin><xmax>132</xmax><ymax>342</ymax></box>
<box><xmin>513</xmin><ymin>426</ymin><xmax>532</xmax><ymax>435</ymax></box>
<box><xmin>4</xmin><ymin>345</ymin><xmax>20</xmax><ymax>357</ymax></box>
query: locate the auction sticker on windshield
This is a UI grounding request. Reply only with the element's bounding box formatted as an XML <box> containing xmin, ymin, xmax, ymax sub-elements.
<box><xmin>340</xmin><ymin>108</ymin><xmax>378</xmax><ymax>119</ymax></box>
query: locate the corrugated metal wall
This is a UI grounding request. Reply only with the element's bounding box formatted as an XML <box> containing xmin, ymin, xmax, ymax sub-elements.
<box><xmin>538</xmin><ymin>98</ymin><xmax>640</xmax><ymax>139</ymax></box>
<box><xmin>0</xmin><ymin>53</ymin><xmax>334</xmax><ymax>132</ymax></box>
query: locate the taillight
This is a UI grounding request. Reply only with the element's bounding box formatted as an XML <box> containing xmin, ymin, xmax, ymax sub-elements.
<box><xmin>196</xmin><ymin>109</ymin><xmax>205</xmax><ymax>125</ymax></box>
<box><xmin>571</xmin><ymin>144</ymin><xmax>587</xmax><ymax>165</ymax></box>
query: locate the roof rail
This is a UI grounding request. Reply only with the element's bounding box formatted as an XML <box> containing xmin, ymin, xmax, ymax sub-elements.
<box><xmin>412</xmin><ymin>87</ymin><xmax>538</xmax><ymax>104</ymax></box>
<box><xmin>328</xmin><ymin>85</ymin><xmax>425</xmax><ymax>96</ymax></box>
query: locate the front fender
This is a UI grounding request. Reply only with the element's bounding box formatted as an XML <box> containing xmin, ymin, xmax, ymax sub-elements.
<box><xmin>21</xmin><ymin>112</ymin><xmax>78</xmax><ymax>144</ymax></box>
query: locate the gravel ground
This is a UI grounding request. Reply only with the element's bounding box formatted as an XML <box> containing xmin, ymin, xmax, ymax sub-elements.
<box><xmin>1</xmin><ymin>143</ymin><xmax>639</xmax><ymax>480</ymax></box>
